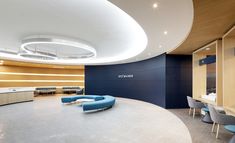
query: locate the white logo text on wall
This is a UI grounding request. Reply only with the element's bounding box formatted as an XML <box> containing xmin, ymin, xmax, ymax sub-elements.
<box><xmin>118</xmin><ymin>74</ymin><xmax>134</xmax><ymax>78</ymax></box>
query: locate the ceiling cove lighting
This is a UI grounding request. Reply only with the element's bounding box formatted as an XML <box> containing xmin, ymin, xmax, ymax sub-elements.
<box><xmin>0</xmin><ymin>0</ymin><xmax>148</xmax><ymax>65</ymax></box>
<box><xmin>19</xmin><ymin>53</ymin><xmax>56</xmax><ymax>60</ymax></box>
<box><xmin>80</xmin><ymin>1</ymin><xmax>147</xmax><ymax>64</ymax></box>
<box><xmin>0</xmin><ymin>49</ymin><xmax>18</xmax><ymax>55</ymax></box>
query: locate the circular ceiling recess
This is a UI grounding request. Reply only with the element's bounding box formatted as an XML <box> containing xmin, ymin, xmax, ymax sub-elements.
<box><xmin>20</xmin><ymin>36</ymin><xmax>96</xmax><ymax>60</ymax></box>
<box><xmin>0</xmin><ymin>0</ymin><xmax>193</xmax><ymax>65</ymax></box>
<box><xmin>19</xmin><ymin>53</ymin><xmax>56</xmax><ymax>60</ymax></box>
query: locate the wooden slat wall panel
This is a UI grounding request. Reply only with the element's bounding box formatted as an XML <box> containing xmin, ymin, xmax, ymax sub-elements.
<box><xmin>0</xmin><ymin>65</ymin><xmax>84</xmax><ymax>88</ymax></box>
<box><xmin>1</xmin><ymin>59</ymin><xmax>84</xmax><ymax>69</ymax></box>
<box><xmin>0</xmin><ymin>66</ymin><xmax>84</xmax><ymax>74</ymax></box>
<box><xmin>0</xmin><ymin>82</ymin><xmax>84</xmax><ymax>87</ymax></box>
<box><xmin>223</xmin><ymin>27</ymin><xmax>235</xmax><ymax>107</ymax></box>
<box><xmin>0</xmin><ymin>75</ymin><xmax>84</xmax><ymax>80</ymax></box>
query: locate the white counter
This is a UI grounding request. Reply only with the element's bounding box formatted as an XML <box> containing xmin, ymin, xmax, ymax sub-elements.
<box><xmin>0</xmin><ymin>87</ymin><xmax>35</xmax><ymax>94</ymax></box>
<box><xmin>0</xmin><ymin>87</ymin><xmax>35</xmax><ymax>106</ymax></box>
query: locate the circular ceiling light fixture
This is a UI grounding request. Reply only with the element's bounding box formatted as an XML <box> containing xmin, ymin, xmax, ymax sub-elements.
<box><xmin>20</xmin><ymin>36</ymin><xmax>96</xmax><ymax>60</ymax></box>
<box><xmin>0</xmin><ymin>49</ymin><xmax>18</xmax><ymax>55</ymax></box>
<box><xmin>19</xmin><ymin>53</ymin><xmax>56</xmax><ymax>60</ymax></box>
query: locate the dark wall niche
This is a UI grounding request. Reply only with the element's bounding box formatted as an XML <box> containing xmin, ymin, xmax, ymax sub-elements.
<box><xmin>165</xmin><ymin>55</ymin><xmax>192</xmax><ymax>108</ymax></box>
<box><xmin>85</xmin><ymin>54</ymin><xmax>192</xmax><ymax>109</ymax></box>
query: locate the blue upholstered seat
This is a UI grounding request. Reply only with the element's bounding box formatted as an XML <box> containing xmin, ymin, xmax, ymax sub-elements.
<box><xmin>224</xmin><ymin>125</ymin><xmax>235</xmax><ymax>133</ymax></box>
<box><xmin>61</xmin><ymin>95</ymin><xmax>104</xmax><ymax>103</ymax></box>
<box><xmin>61</xmin><ymin>95</ymin><xmax>116</xmax><ymax>112</ymax></box>
<box><xmin>202</xmin><ymin>107</ymin><xmax>209</xmax><ymax>112</ymax></box>
<box><xmin>82</xmin><ymin>95</ymin><xmax>115</xmax><ymax>111</ymax></box>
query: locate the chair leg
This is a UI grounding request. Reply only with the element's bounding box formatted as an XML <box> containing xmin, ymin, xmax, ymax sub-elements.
<box><xmin>216</xmin><ymin>124</ymin><xmax>220</xmax><ymax>139</ymax></box>
<box><xmin>212</xmin><ymin>122</ymin><xmax>215</xmax><ymax>132</ymax></box>
<box><xmin>189</xmin><ymin>108</ymin><xmax>192</xmax><ymax>115</ymax></box>
<box><xmin>193</xmin><ymin>108</ymin><xmax>196</xmax><ymax>119</ymax></box>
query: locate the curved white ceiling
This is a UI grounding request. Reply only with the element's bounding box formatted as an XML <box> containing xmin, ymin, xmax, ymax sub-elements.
<box><xmin>111</xmin><ymin>0</ymin><xmax>194</xmax><ymax>63</ymax></box>
<box><xmin>0</xmin><ymin>0</ymin><xmax>193</xmax><ymax>65</ymax></box>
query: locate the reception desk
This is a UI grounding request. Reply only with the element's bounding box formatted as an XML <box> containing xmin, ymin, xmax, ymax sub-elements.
<box><xmin>0</xmin><ymin>87</ymin><xmax>35</xmax><ymax>106</ymax></box>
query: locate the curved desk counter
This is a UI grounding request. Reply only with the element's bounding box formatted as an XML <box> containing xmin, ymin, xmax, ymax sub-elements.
<box><xmin>0</xmin><ymin>87</ymin><xmax>35</xmax><ymax>106</ymax></box>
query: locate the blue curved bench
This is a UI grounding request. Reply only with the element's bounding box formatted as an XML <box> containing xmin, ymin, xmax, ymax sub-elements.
<box><xmin>224</xmin><ymin>125</ymin><xmax>235</xmax><ymax>133</ymax></box>
<box><xmin>83</xmin><ymin>95</ymin><xmax>115</xmax><ymax>111</ymax></box>
<box><xmin>61</xmin><ymin>95</ymin><xmax>115</xmax><ymax>112</ymax></box>
<box><xmin>61</xmin><ymin>95</ymin><xmax>104</xmax><ymax>103</ymax></box>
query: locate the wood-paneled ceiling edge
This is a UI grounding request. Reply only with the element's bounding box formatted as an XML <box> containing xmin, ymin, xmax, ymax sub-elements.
<box><xmin>169</xmin><ymin>0</ymin><xmax>235</xmax><ymax>55</ymax></box>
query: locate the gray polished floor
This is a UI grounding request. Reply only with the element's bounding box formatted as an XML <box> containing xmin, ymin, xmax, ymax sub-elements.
<box><xmin>0</xmin><ymin>96</ymin><xmax>191</xmax><ymax>143</ymax></box>
<box><xmin>170</xmin><ymin>109</ymin><xmax>233</xmax><ymax>143</ymax></box>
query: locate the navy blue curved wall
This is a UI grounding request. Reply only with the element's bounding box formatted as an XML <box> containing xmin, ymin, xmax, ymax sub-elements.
<box><xmin>85</xmin><ymin>54</ymin><xmax>192</xmax><ymax>109</ymax></box>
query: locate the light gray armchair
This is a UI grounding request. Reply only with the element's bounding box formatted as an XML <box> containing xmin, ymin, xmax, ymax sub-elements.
<box><xmin>187</xmin><ymin>96</ymin><xmax>205</xmax><ymax>118</ymax></box>
<box><xmin>229</xmin><ymin>135</ymin><xmax>235</xmax><ymax>143</ymax></box>
<box><xmin>208</xmin><ymin>104</ymin><xmax>235</xmax><ymax>139</ymax></box>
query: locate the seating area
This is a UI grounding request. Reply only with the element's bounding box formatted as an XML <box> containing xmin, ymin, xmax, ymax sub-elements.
<box><xmin>62</xmin><ymin>86</ymin><xmax>83</xmax><ymax>94</ymax></box>
<box><xmin>187</xmin><ymin>96</ymin><xmax>205</xmax><ymax>118</ymax></box>
<box><xmin>34</xmin><ymin>86</ymin><xmax>84</xmax><ymax>96</ymax></box>
<box><xmin>187</xmin><ymin>97</ymin><xmax>235</xmax><ymax>142</ymax></box>
<box><xmin>0</xmin><ymin>1</ymin><xmax>235</xmax><ymax>143</ymax></box>
<box><xmin>34</xmin><ymin>87</ymin><xmax>56</xmax><ymax>96</ymax></box>
<box><xmin>61</xmin><ymin>95</ymin><xmax>115</xmax><ymax>112</ymax></box>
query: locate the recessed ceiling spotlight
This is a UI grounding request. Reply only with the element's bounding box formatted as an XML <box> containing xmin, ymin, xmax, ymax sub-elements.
<box><xmin>153</xmin><ymin>3</ymin><xmax>158</xmax><ymax>8</ymax></box>
<box><xmin>164</xmin><ymin>31</ymin><xmax>168</xmax><ymax>35</ymax></box>
<box><xmin>206</xmin><ymin>48</ymin><xmax>210</xmax><ymax>51</ymax></box>
<box><xmin>159</xmin><ymin>45</ymin><xmax>162</xmax><ymax>48</ymax></box>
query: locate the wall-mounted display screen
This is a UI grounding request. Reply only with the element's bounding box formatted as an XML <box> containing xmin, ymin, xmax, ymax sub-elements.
<box><xmin>199</xmin><ymin>55</ymin><xmax>216</xmax><ymax>66</ymax></box>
